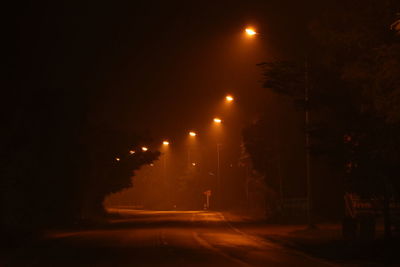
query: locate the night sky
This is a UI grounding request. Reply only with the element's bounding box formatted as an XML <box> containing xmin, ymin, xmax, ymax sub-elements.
<box><xmin>11</xmin><ymin>0</ymin><xmax>322</xmax><ymax>143</ymax></box>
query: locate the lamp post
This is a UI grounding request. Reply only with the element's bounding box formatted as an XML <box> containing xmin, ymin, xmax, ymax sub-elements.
<box><xmin>162</xmin><ymin>140</ymin><xmax>169</xmax><ymax>177</ymax></box>
<box><xmin>188</xmin><ymin>131</ymin><xmax>196</xmax><ymax>166</ymax></box>
<box><xmin>244</xmin><ymin>26</ymin><xmax>313</xmax><ymax>226</ymax></box>
<box><xmin>217</xmin><ymin>143</ymin><xmax>222</xmax><ymax>203</ymax></box>
<box><xmin>212</xmin><ymin>118</ymin><xmax>223</xmax><ymax>207</ymax></box>
<box><xmin>162</xmin><ymin>140</ymin><xmax>170</xmax><ymax>206</ymax></box>
<box><xmin>304</xmin><ymin>58</ymin><xmax>314</xmax><ymax>228</ymax></box>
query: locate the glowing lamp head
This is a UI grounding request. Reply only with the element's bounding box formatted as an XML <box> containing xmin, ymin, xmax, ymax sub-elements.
<box><xmin>213</xmin><ymin>118</ymin><xmax>222</xmax><ymax>124</ymax></box>
<box><xmin>189</xmin><ymin>131</ymin><xmax>197</xmax><ymax>137</ymax></box>
<box><xmin>141</xmin><ymin>146</ymin><xmax>148</xmax><ymax>152</ymax></box>
<box><xmin>129</xmin><ymin>150</ymin><xmax>135</xmax><ymax>155</ymax></box>
<box><xmin>192</xmin><ymin>162</ymin><xmax>196</xmax><ymax>166</ymax></box>
<box><xmin>225</xmin><ymin>95</ymin><xmax>234</xmax><ymax>102</ymax></box>
<box><xmin>115</xmin><ymin>157</ymin><xmax>120</xmax><ymax>162</ymax></box>
<box><xmin>163</xmin><ymin>141</ymin><xmax>169</xmax><ymax>145</ymax></box>
<box><xmin>245</xmin><ymin>28</ymin><xmax>257</xmax><ymax>36</ymax></box>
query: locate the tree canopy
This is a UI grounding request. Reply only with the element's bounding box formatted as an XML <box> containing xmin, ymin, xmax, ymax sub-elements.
<box><xmin>243</xmin><ymin>0</ymin><xmax>400</xmax><ymax>221</ymax></box>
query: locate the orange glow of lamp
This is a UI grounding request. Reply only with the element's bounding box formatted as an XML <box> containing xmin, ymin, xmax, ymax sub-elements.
<box><xmin>245</xmin><ymin>28</ymin><xmax>257</xmax><ymax>36</ymax></box>
<box><xmin>213</xmin><ymin>118</ymin><xmax>222</xmax><ymax>123</ymax></box>
<box><xmin>225</xmin><ymin>95</ymin><xmax>234</xmax><ymax>102</ymax></box>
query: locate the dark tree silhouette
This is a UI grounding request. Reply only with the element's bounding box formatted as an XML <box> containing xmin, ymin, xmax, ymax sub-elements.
<box><xmin>246</xmin><ymin>0</ymin><xmax>400</xmax><ymax>233</ymax></box>
<box><xmin>81</xmin><ymin>128</ymin><xmax>159</xmax><ymax>219</ymax></box>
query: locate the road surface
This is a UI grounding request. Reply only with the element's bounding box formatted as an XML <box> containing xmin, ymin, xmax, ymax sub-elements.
<box><xmin>3</xmin><ymin>209</ymin><xmax>335</xmax><ymax>266</ymax></box>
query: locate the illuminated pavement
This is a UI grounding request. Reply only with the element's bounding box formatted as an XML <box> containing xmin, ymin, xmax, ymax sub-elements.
<box><xmin>5</xmin><ymin>209</ymin><xmax>336</xmax><ymax>266</ymax></box>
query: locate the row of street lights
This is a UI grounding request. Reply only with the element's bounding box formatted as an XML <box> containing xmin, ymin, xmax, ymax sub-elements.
<box><xmin>153</xmin><ymin>94</ymin><xmax>234</xmax><ymax>208</ymax></box>
<box><xmin>113</xmin><ymin>27</ymin><xmax>256</xmax><ymax>207</ymax></box>
<box><xmin>115</xmin><ymin>25</ymin><xmax>256</xmax><ymax>160</ymax></box>
<box><xmin>116</xmin><ymin>93</ymin><xmax>233</xmax><ymax>159</ymax></box>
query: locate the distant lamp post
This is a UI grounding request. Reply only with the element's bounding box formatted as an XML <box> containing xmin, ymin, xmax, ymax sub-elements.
<box><xmin>225</xmin><ymin>95</ymin><xmax>234</xmax><ymax>102</ymax></box>
<box><xmin>189</xmin><ymin>131</ymin><xmax>197</xmax><ymax>137</ymax></box>
<box><xmin>213</xmin><ymin>118</ymin><xmax>222</xmax><ymax>124</ymax></box>
<box><xmin>191</xmin><ymin>162</ymin><xmax>197</xmax><ymax>166</ymax></box>
<box><xmin>245</xmin><ymin>28</ymin><xmax>257</xmax><ymax>36</ymax></box>
<box><xmin>115</xmin><ymin>157</ymin><xmax>120</xmax><ymax>162</ymax></box>
<box><xmin>161</xmin><ymin>139</ymin><xmax>170</xmax><ymax>204</ymax></box>
<box><xmin>129</xmin><ymin>150</ymin><xmax>135</xmax><ymax>155</ymax></box>
<box><xmin>216</xmin><ymin>143</ymin><xmax>222</xmax><ymax>207</ymax></box>
<box><xmin>141</xmin><ymin>146</ymin><xmax>148</xmax><ymax>152</ymax></box>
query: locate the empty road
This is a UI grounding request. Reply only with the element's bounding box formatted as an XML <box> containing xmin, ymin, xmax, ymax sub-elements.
<box><xmin>3</xmin><ymin>209</ymin><xmax>335</xmax><ymax>266</ymax></box>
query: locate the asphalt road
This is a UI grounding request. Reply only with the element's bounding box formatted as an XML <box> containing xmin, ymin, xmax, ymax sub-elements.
<box><xmin>3</xmin><ymin>209</ymin><xmax>335</xmax><ymax>266</ymax></box>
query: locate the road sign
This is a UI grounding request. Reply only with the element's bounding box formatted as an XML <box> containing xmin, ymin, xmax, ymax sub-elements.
<box><xmin>204</xmin><ymin>190</ymin><xmax>212</xmax><ymax>196</ymax></box>
<box><xmin>203</xmin><ymin>190</ymin><xmax>211</xmax><ymax>209</ymax></box>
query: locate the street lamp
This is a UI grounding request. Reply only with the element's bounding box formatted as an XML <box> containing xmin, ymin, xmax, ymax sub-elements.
<box><xmin>225</xmin><ymin>95</ymin><xmax>234</xmax><ymax>102</ymax></box>
<box><xmin>213</xmin><ymin>118</ymin><xmax>222</xmax><ymax>124</ymax></box>
<box><xmin>211</xmin><ymin>116</ymin><xmax>223</xmax><ymax>207</ymax></box>
<box><xmin>129</xmin><ymin>150</ymin><xmax>135</xmax><ymax>155</ymax></box>
<box><xmin>245</xmin><ymin>28</ymin><xmax>257</xmax><ymax>36</ymax></box>
<box><xmin>188</xmin><ymin>131</ymin><xmax>197</xmax><ymax>167</ymax></box>
<box><xmin>163</xmin><ymin>140</ymin><xmax>170</xmax><ymax>145</ymax></box>
<box><xmin>161</xmin><ymin>139</ymin><xmax>171</xmax><ymax>207</ymax></box>
<box><xmin>141</xmin><ymin>146</ymin><xmax>148</xmax><ymax>152</ymax></box>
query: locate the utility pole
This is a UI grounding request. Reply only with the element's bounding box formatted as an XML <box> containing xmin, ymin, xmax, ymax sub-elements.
<box><xmin>163</xmin><ymin>152</ymin><xmax>169</xmax><ymax>206</ymax></box>
<box><xmin>305</xmin><ymin>57</ymin><xmax>314</xmax><ymax>228</ymax></box>
<box><xmin>217</xmin><ymin>143</ymin><xmax>222</xmax><ymax>208</ymax></box>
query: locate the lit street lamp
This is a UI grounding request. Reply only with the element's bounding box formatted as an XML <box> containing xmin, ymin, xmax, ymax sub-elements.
<box><xmin>189</xmin><ymin>131</ymin><xmax>197</xmax><ymax>137</ymax></box>
<box><xmin>161</xmin><ymin>140</ymin><xmax>170</xmax><ymax>205</ymax></box>
<box><xmin>225</xmin><ymin>95</ymin><xmax>234</xmax><ymax>102</ymax></box>
<box><xmin>211</xmin><ymin>116</ymin><xmax>223</xmax><ymax>207</ymax></box>
<box><xmin>142</xmin><ymin>146</ymin><xmax>148</xmax><ymax>152</ymax></box>
<box><xmin>245</xmin><ymin>28</ymin><xmax>257</xmax><ymax>36</ymax></box>
<box><xmin>213</xmin><ymin>118</ymin><xmax>222</xmax><ymax>124</ymax></box>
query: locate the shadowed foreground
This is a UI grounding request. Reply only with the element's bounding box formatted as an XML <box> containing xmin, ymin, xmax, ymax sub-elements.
<box><xmin>2</xmin><ymin>209</ymin><xmax>333</xmax><ymax>266</ymax></box>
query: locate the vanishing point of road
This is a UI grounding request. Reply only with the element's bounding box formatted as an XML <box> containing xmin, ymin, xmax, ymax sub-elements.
<box><xmin>4</xmin><ymin>209</ymin><xmax>335</xmax><ymax>266</ymax></box>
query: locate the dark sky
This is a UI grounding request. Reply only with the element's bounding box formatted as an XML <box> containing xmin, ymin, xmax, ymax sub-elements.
<box><xmin>11</xmin><ymin>0</ymin><xmax>322</xmax><ymax>145</ymax></box>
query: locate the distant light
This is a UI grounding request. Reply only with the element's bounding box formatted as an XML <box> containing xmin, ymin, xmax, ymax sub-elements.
<box><xmin>115</xmin><ymin>157</ymin><xmax>120</xmax><ymax>162</ymax></box>
<box><xmin>163</xmin><ymin>141</ymin><xmax>170</xmax><ymax>145</ymax></box>
<box><xmin>213</xmin><ymin>118</ymin><xmax>222</xmax><ymax>123</ymax></box>
<box><xmin>189</xmin><ymin>131</ymin><xmax>197</xmax><ymax>137</ymax></box>
<box><xmin>245</xmin><ymin>28</ymin><xmax>257</xmax><ymax>36</ymax></box>
<box><xmin>129</xmin><ymin>150</ymin><xmax>136</xmax><ymax>155</ymax></box>
<box><xmin>192</xmin><ymin>162</ymin><xmax>196</xmax><ymax>166</ymax></box>
<box><xmin>142</xmin><ymin>147</ymin><xmax>148</xmax><ymax>152</ymax></box>
<box><xmin>150</xmin><ymin>163</ymin><xmax>154</xmax><ymax>166</ymax></box>
<box><xmin>225</xmin><ymin>95</ymin><xmax>234</xmax><ymax>102</ymax></box>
